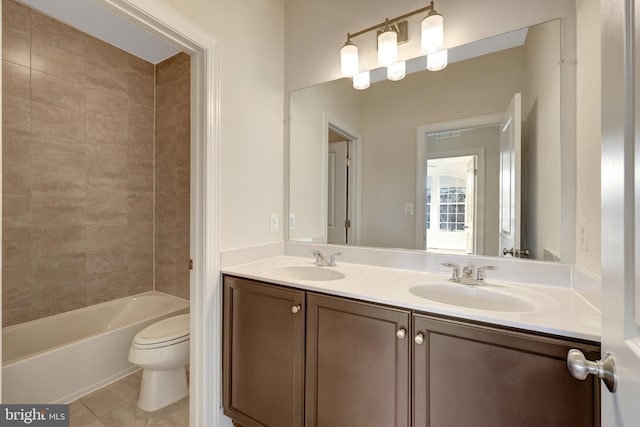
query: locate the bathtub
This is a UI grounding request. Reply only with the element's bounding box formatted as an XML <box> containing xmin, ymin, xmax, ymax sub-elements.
<box><xmin>2</xmin><ymin>291</ymin><xmax>189</xmax><ymax>404</ymax></box>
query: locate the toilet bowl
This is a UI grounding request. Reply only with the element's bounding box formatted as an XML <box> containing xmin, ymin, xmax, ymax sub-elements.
<box><xmin>128</xmin><ymin>313</ymin><xmax>190</xmax><ymax>411</ymax></box>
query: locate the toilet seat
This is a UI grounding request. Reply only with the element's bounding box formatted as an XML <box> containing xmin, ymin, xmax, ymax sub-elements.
<box><xmin>133</xmin><ymin>314</ymin><xmax>190</xmax><ymax>349</ymax></box>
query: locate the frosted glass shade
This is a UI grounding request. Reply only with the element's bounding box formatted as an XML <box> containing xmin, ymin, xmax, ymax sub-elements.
<box><xmin>353</xmin><ymin>71</ymin><xmax>370</xmax><ymax>90</ymax></box>
<box><xmin>387</xmin><ymin>61</ymin><xmax>406</xmax><ymax>81</ymax></box>
<box><xmin>427</xmin><ymin>49</ymin><xmax>448</xmax><ymax>71</ymax></box>
<box><xmin>340</xmin><ymin>42</ymin><xmax>359</xmax><ymax>77</ymax></box>
<box><xmin>421</xmin><ymin>13</ymin><xmax>444</xmax><ymax>54</ymax></box>
<box><xmin>377</xmin><ymin>30</ymin><xmax>398</xmax><ymax>66</ymax></box>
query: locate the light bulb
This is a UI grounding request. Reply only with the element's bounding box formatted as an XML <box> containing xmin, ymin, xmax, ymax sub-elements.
<box><xmin>387</xmin><ymin>61</ymin><xmax>406</xmax><ymax>81</ymax></box>
<box><xmin>377</xmin><ymin>29</ymin><xmax>398</xmax><ymax>66</ymax></box>
<box><xmin>353</xmin><ymin>71</ymin><xmax>370</xmax><ymax>90</ymax></box>
<box><xmin>427</xmin><ymin>49</ymin><xmax>448</xmax><ymax>71</ymax></box>
<box><xmin>340</xmin><ymin>40</ymin><xmax>359</xmax><ymax>77</ymax></box>
<box><xmin>421</xmin><ymin>12</ymin><xmax>444</xmax><ymax>54</ymax></box>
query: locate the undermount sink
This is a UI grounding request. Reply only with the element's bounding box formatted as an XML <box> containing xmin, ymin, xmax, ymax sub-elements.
<box><xmin>409</xmin><ymin>284</ymin><xmax>535</xmax><ymax>312</ymax></box>
<box><xmin>271</xmin><ymin>266</ymin><xmax>346</xmax><ymax>281</ymax></box>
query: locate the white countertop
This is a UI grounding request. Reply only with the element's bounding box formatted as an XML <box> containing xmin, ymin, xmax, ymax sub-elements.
<box><xmin>222</xmin><ymin>256</ymin><xmax>601</xmax><ymax>342</ymax></box>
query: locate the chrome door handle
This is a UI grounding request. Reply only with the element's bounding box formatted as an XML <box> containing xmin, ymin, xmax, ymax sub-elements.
<box><xmin>396</xmin><ymin>328</ymin><xmax>407</xmax><ymax>339</ymax></box>
<box><xmin>567</xmin><ymin>349</ymin><xmax>617</xmax><ymax>393</ymax></box>
<box><xmin>502</xmin><ymin>247</ymin><xmax>514</xmax><ymax>256</ymax></box>
<box><xmin>414</xmin><ymin>333</ymin><xmax>425</xmax><ymax>345</ymax></box>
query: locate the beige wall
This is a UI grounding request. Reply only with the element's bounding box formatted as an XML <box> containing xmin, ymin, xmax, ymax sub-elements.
<box><xmin>159</xmin><ymin>0</ymin><xmax>285</xmax><ymax>251</ymax></box>
<box><xmin>2</xmin><ymin>0</ymin><xmax>155</xmax><ymax>325</ymax></box>
<box><xmin>523</xmin><ymin>20</ymin><xmax>562</xmax><ymax>261</ymax></box>
<box><xmin>575</xmin><ymin>0</ymin><xmax>601</xmax><ymax>277</ymax></box>
<box><xmin>155</xmin><ymin>53</ymin><xmax>191</xmax><ymax>300</ymax></box>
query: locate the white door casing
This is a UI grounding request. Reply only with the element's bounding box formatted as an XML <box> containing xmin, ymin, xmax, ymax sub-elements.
<box><xmin>499</xmin><ymin>93</ymin><xmax>522</xmax><ymax>258</ymax></box>
<box><xmin>465</xmin><ymin>156</ymin><xmax>477</xmax><ymax>254</ymax></box>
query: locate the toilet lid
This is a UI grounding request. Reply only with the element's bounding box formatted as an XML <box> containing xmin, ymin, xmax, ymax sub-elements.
<box><xmin>134</xmin><ymin>314</ymin><xmax>190</xmax><ymax>346</ymax></box>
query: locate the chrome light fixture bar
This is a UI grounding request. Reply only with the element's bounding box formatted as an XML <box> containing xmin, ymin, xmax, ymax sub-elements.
<box><xmin>340</xmin><ymin>1</ymin><xmax>447</xmax><ymax>89</ymax></box>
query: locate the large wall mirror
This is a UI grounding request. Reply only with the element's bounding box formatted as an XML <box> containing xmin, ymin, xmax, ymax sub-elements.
<box><xmin>288</xmin><ymin>19</ymin><xmax>566</xmax><ymax>262</ymax></box>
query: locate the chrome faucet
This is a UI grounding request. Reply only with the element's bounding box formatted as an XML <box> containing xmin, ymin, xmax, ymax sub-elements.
<box><xmin>442</xmin><ymin>263</ymin><xmax>498</xmax><ymax>285</ymax></box>
<box><xmin>312</xmin><ymin>250</ymin><xmax>341</xmax><ymax>266</ymax></box>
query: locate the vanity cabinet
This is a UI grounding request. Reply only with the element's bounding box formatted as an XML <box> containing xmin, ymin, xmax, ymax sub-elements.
<box><xmin>223</xmin><ymin>276</ymin><xmax>305</xmax><ymax>427</ymax></box>
<box><xmin>305</xmin><ymin>293</ymin><xmax>410</xmax><ymax>427</ymax></box>
<box><xmin>412</xmin><ymin>314</ymin><xmax>600</xmax><ymax>427</ymax></box>
<box><xmin>222</xmin><ymin>275</ymin><xmax>600</xmax><ymax>427</ymax></box>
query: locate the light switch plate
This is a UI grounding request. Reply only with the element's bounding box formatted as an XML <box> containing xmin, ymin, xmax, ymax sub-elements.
<box><xmin>270</xmin><ymin>213</ymin><xmax>279</xmax><ymax>232</ymax></box>
<box><xmin>578</xmin><ymin>218</ymin><xmax>588</xmax><ymax>252</ymax></box>
<box><xmin>404</xmin><ymin>203</ymin><xmax>415</xmax><ymax>216</ymax></box>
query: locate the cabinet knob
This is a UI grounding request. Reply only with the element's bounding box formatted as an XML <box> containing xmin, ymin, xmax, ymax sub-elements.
<box><xmin>396</xmin><ymin>328</ymin><xmax>407</xmax><ymax>339</ymax></box>
<box><xmin>291</xmin><ymin>305</ymin><xmax>302</xmax><ymax>314</ymax></box>
<box><xmin>414</xmin><ymin>333</ymin><xmax>425</xmax><ymax>345</ymax></box>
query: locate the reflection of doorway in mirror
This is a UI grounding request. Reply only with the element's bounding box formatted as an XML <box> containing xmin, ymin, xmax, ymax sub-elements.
<box><xmin>327</xmin><ymin>128</ymin><xmax>356</xmax><ymax>244</ymax></box>
<box><xmin>426</xmin><ymin>156</ymin><xmax>477</xmax><ymax>254</ymax></box>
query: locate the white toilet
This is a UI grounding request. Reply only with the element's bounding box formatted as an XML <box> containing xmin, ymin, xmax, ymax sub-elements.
<box><xmin>128</xmin><ymin>313</ymin><xmax>190</xmax><ymax>411</ymax></box>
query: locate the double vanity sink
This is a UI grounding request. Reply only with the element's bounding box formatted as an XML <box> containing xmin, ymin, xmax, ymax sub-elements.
<box><xmin>222</xmin><ymin>256</ymin><xmax>600</xmax><ymax>341</ymax></box>
<box><xmin>222</xmin><ymin>255</ymin><xmax>601</xmax><ymax>427</ymax></box>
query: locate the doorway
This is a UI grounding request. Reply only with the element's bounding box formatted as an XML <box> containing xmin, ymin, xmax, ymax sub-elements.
<box><xmin>324</xmin><ymin>121</ymin><xmax>361</xmax><ymax>245</ymax></box>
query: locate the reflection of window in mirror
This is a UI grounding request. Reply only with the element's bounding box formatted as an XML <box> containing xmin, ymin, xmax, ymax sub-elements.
<box><xmin>426</xmin><ymin>156</ymin><xmax>476</xmax><ymax>255</ymax></box>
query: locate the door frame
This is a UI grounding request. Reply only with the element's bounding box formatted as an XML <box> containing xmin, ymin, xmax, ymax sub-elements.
<box><xmin>416</xmin><ymin>113</ymin><xmax>500</xmax><ymax>251</ymax></box>
<box><xmin>322</xmin><ymin>112</ymin><xmax>362</xmax><ymax>245</ymax></box>
<box><xmin>71</xmin><ymin>2</ymin><xmax>220</xmax><ymax>426</ymax></box>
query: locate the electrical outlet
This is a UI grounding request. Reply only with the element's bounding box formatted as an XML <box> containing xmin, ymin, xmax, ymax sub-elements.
<box><xmin>289</xmin><ymin>213</ymin><xmax>296</xmax><ymax>230</ymax></box>
<box><xmin>578</xmin><ymin>218</ymin><xmax>588</xmax><ymax>252</ymax></box>
<box><xmin>270</xmin><ymin>213</ymin><xmax>279</xmax><ymax>232</ymax></box>
<box><xmin>404</xmin><ymin>203</ymin><xmax>415</xmax><ymax>216</ymax></box>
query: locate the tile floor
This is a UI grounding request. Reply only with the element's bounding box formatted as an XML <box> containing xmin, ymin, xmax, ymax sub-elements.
<box><xmin>69</xmin><ymin>371</ymin><xmax>189</xmax><ymax>427</ymax></box>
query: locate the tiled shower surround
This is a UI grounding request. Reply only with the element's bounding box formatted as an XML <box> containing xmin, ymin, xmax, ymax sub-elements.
<box><xmin>2</xmin><ymin>0</ymin><xmax>191</xmax><ymax>326</ymax></box>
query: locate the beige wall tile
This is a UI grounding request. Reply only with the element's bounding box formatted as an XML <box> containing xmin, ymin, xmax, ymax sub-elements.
<box><xmin>31</xmin><ymin>39</ymin><xmax>85</xmax><ymax>81</ymax></box>
<box><xmin>31</xmin><ymin>10</ymin><xmax>87</xmax><ymax>56</ymax></box>
<box><xmin>86</xmin><ymin>111</ymin><xmax>128</xmax><ymax>144</ymax></box>
<box><xmin>31</xmin><ymin>101</ymin><xmax>85</xmax><ymax>145</ymax></box>
<box><xmin>2</xmin><ymin>226</ymin><xmax>31</xmax><ymax>266</ymax></box>
<box><xmin>128</xmin><ymin>101</ymin><xmax>154</xmax><ymax>130</ymax></box>
<box><xmin>2</xmin><ymin>0</ymin><xmax>30</xmax><ymax>67</ymax></box>
<box><xmin>86</xmin><ymin>58</ymin><xmax>130</xmax><ymax>100</ymax></box>
<box><xmin>31</xmin><ymin>192</ymin><xmax>86</xmax><ymax>226</ymax></box>
<box><xmin>85</xmin><ymin>249</ymin><xmax>128</xmax><ymax>276</ymax></box>
<box><xmin>31</xmin><ymin>226</ymin><xmax>85</xmax><ymax>257</ymax></box>
<box><xmin>86</xmin><ymin>224</ymin><xmax>128</xmax><ymax>254</ymax></box>
<box><xmin>2</xmin><ymin>1</ymin><xmax>159</xmax><ymax>324</ymax></box>
<box><xmin>86</xmin><ymin>36</ymin><xmax>129</xmax><ymax>71</ymax></box>
<box><xmin>3</xmin><ymin>60</ymin><xmax>30</xmax><ymax>98</ymax></box>
<box><xmin>3</xmin><ymin>95</ymin><xmax>30</xmax><ymax>138</ymax></box>
<box><xmin>31</xmin><ymin>69</ymin><xmax>85</xmax><ymax>112</ymax></box>
<box><xmin>3</xmin><ymin>194</ymin><xmax>31</xmax><ymax>227</ymax></box>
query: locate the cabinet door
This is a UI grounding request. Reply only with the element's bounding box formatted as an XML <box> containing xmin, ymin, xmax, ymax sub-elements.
<box><xmin>223</xmin><ymin>276</ymin><xmax>305</xmax><ymax>427</ymax></box>
<box><xmin>305</xmin><ymin>293</ymin><xmax>411</xmax><ymax>427</ymax></box>
<box><xmin>413</xmin><ymin>314</ymin><xmax>600</xmax><ymax>427</ymax></box>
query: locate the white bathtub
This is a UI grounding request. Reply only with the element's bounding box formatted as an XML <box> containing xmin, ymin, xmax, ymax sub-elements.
<box><xmin>2</xmin><ymin>291</ymin><xmax>189</xmax><ymax>404</ymax></box>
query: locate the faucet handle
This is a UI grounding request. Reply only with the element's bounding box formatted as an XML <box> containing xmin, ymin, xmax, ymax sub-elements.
<box><xmin>475</xmin><ymin>265</ymin><xmax>497</xmax><ymax>282</ymax></box>
<box><xmin>327</xmin><ymin>252</ymin><xmax>341</xmax><ymax>266</ymax></box>
<box><xmin>441</xmin><ymin>262</ymin><xmax>460</xmax><ymax>282</ymax></box>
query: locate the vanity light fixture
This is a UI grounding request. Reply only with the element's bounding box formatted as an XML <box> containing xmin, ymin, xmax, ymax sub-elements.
<box><xmin>339</xmin><ymin>0</ymin><xmax>447</xmax><ymax>85</ymax></box>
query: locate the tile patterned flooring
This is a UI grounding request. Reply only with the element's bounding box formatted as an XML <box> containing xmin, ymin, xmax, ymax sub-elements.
<box><xmin>69</xmin><ymin>371</ymin><xmax>189</xmax><ymax>427</ymax></box>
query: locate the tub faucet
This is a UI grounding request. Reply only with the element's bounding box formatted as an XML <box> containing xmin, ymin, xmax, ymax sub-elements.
<box><xmin>312</xmin><ymin>250</ymin><xmax>340</xmax><ymax>266</ymax></box>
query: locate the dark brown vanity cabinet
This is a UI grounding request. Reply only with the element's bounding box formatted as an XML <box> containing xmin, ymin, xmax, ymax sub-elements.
<box><xmin>412</xmin><ymin>314</ymin><xmax>601</xmax><ymax>427</ymax></box>
<box><xmin>305</xmin><ymin>293</ymin><xmax>411</xmax><ymax>427</ymax></box>
<box><xmin>223</xmin><ymin>275</ymin><xmax>600</xmax><ymax>427</ymax></box>
<box><xmin>223</xmin><ymin>276</ymin><xmax>305</xmax><ymax>427</ymax></box>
